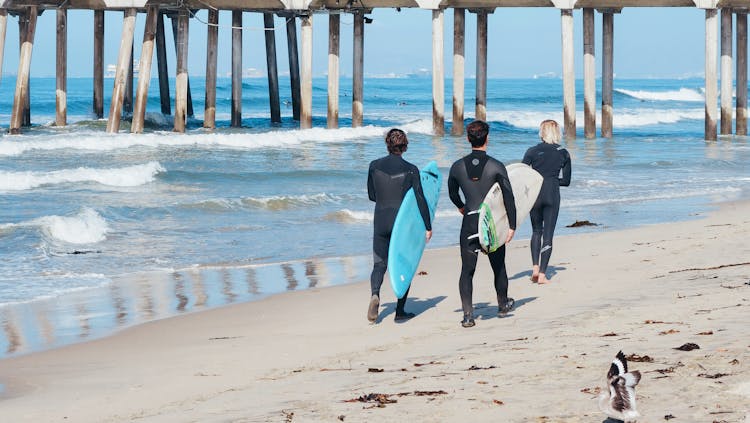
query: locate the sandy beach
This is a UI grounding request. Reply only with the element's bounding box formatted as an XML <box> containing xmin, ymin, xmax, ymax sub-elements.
<box><xmin>1</xmin><ymin>200</ymin><xmax>749</xmax><ymax>422</ymax></box>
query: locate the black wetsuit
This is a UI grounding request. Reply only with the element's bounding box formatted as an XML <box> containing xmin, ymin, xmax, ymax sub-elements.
<box><xmin>448</xmin><ymin>150</ymin><xmax>516</xmax><ymax>317</ymax></box>
<box><xmin>367</xmin><ymin>154</ymin><xmax>432</xmax><ymax>313</ymax></box>
<box><xmin>522</xmin><ymin>142</ymin><xmax>572</xmax><ymax>275</ymax></box>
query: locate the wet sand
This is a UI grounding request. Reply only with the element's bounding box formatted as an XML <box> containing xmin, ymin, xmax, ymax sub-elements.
<box><xmin>0</xmin><ymin>201</ymin><xmax>749</xmax><ymax>422</ymax></box>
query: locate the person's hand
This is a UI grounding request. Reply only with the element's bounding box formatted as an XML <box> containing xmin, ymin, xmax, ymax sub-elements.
<box><xmin>425</xmin><ymin>230</ymin><xmax>433</xmax><ymax>242</ymax></box>
<box><xmin>458</xmin><ymin>207</ymin><xmax>465</xmax><ymax>215</ymax></box>
<box><xmin>505</xmin><ymin>229</ymin><xmax>515</xmax><ymax>244</ymax></box>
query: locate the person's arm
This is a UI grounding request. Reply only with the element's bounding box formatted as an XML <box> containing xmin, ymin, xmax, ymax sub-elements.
<box><xmin>522</xmin><ymin>148</ymin><xmax>532</xmax><ymax>166</ymax></box>
<box><xmin>559</xmin><ymin>148</ymin><xmax>572</xmax><ymax>187</ymax></box>
<box><xmin>447</xmin><ymin>166</ymin><xmax>465</xmax><ymax>213</ymax></box>
<box><xmin>367</xmin><ymin>163</ymin><xmax>376</xmax><ymax>202</ymax></box>
<box><xmin>410</xmin><ymin>168</ymin><xmax>432</xmax><ymax>232</ymax></box>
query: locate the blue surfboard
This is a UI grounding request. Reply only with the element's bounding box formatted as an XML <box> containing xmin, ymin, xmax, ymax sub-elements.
<box><xmin>387</xmin><ymin>161</ymin><xmax>442</xmax><ymax>299</ymax></box>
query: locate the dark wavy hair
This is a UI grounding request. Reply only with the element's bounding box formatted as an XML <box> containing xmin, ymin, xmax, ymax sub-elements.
<box><xmin>385</xmin><ymin>128</ymin><xmax>408</xmax><ymax>154</ymax></box>
<box><xmin>466</xmin><ymin>120</ymin><xmax>489</xmax><ymax>148</ymax></box>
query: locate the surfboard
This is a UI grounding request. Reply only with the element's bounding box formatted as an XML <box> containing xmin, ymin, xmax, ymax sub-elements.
<box><xmin>477</xmin><ymin>163</ymin><xmax>543</xmax><ymax>253</ymax></box>
<box><xmin>388</xmin><ymin>161</ymin><xmax>442</xmax><ymax>299</ymax></box>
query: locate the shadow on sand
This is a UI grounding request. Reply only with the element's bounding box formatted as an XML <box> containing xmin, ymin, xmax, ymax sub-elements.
<box><xmin>452</xmin><ymin>296</ymin><xmax>538</xmax><ymax>321</ymax></box>
<box><xmin>380</xmin><ymin>295</ymin><xmax>447</xmax><ymax>324</ymax></box>
<box><xmin>509</xmin><ymin>265</ymin><xmax>566</xmax><ymax>282</ymax></box>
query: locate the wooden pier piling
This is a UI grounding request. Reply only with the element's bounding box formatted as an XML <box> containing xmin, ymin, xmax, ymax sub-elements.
<box><xmin>173</xmin><ymin>10</ymin><xmax>189</xmax><ymax>132</ymax></box>
<box><xmin>0</xmin><ymin>9</ymin><xmax>7</xmax><ymax>86</ymax></box>
<box><xmin>300</xmin><ymin>15</ymin><xmax>313</xmax><ymax>129</ymax></box>
<box><xmin>18</xmin><ymin>12</ymin><xmax>31</xmax><ymax>128</ymax></box>
<box><xmin>583</xmin><ymin>8</ymin><xmax>595</xmax><ymax>139</ymax></box>
<box><xmin>132</xmin><ymin>6</ymin><xmax>158</xmax><ymax>134</ymax></box>
<box><xmin>264</xmin><ymin>13</ymin><xmax>281</xmax><ymax>124</ymax></box>
<box><xmin>737</xmin><ymin>10</ymin><xmax>748</xmax><ymax>135</ymax></box>
<box><xmin>286</xmin><ymin>16</ymin><xmax>301</xmax><ymax>121</ymax></box>
<box><xmin>124</xmin><ymin>35</ymin><xmax>133</xmax><ymax>115</ymax></box>
<box><xmin>352</xmin><ymin>12</ymin><xmax>365</xmax><ymax>128</ymax></box>
<box><xmin>106</xmin><ymin>8</ymin><xmax>136</xmax><ymax>133</ymax></box>
<box><xmin>10</xmin><ymin>6</ymin><xmax>37</xmax><ymax>134</ymax></box>
<box><xmin>561</xmin><ymin>9</ymin><xmax>576</xmax><ymax>140</ymax></box>
<box><xmin>705</xmin><ymin>8</ymin><xmax>719</xmax><ymax>141</ymax></box>
<box><xmin>93</xmin><ymin>10</ymin><xmax>104</xmax><ymax>119</ymax></box>
<box><xmin>327</xmin><ymin>13</ymin><xmax>340</xmax><ymax>129</ymax></box>
<box><xmin>451</xmin><ymin>8</ymin><xmax>465</xmax><ymax>136</ymax></box>
<box><xmin>475</xmin><ymin>10</ymin><xmax>487</xmax><ymax>122</ymax></box>
<box><xmin>56</xmin><ymin>8</ymin><xmax>67</xmax><ymax>127</ymax></box>
<box><xmin>720</xmin><ymin>8</ymin><xmax>733</xmax><ymax>135</ymax></box>
<box><xmin>231</xmin><ymin>10</ymin><xmax>242</xmax><ymax>127</ymax></box>
<box><xmin>204</xmin><ymin>9</ymin><xmax>218</xmax><ymax>129</ymax></box>
<box><xmin>156</xmin><ymin>12</ymin><xmax>171</xmax><ymax>115</ymax></box>
<box><xmin>432</xmin><ymin>9</ymin><xmax>445</xmax><ymax>136</ymax></box>
<box><xmin>601</xmin><ymin>10</ymin><xmax>615</xmax><ymax>138</ymax></box>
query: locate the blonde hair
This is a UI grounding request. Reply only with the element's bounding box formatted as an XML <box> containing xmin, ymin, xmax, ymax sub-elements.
<box><xmin>539</xmin><ymin>120</ymin><xmax>561</xmax><ymax>145</ymax></box>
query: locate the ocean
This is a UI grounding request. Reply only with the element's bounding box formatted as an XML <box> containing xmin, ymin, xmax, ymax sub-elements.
<box><xmin>1</xmin><ymin>76</ymin><xmax>749</xmax><ymax>358</ymax></box>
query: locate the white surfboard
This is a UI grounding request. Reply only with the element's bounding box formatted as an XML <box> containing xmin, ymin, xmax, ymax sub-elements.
<box><xmin>477</xmin><ymin>163</ymin><xmax>543</xmax><ymax>253</ymax></box>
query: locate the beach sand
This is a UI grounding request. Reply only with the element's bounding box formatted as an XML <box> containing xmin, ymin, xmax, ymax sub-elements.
<box><xmin>1</xmin><ymin>201</ymin><xmax>749</xmax><ymax>422</ymax></box>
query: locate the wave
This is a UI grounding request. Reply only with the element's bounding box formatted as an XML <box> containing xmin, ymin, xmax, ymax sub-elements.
<box><xmin>485</xmin><ymin>108</ymin><xmax>704</xmax><ymax>129</ymax></box>
<box><xmin>0</xmin><ymin>162</ymin><xmax>165</xmax><ymax>191</ymax></box>
<box><xmin>564</xmin><ymin>185</ymin><xmax>742</xmax><ymax>207</ymax></box>
<box><xmin>184</xmin><ymin>193</ymin><xmax>358</xmax><ymax>212</ymax></box>
<box><xmin>615</xmin><ymin>87</ymin><xmax>704</xmax><ymax>102</ymax></box>
<box><xmin>2</xmin><ymin>208</ymin><xmax>110</xmax><ymax>244</ymax></box>
<box><xmin>0</xmin><ymin>124</ymin><xmax>434</xmax><ymax>157</ymax></box>
<box><xmin>325</xmin><ymin>208</ymin><xmax>460</xmax><ymax>224</ymax></box>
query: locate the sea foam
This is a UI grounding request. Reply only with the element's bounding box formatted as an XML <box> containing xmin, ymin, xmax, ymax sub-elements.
<box><xmin>615</xmin><ymin>87</ymin><xmax>704</xmax><ymax>102</ymax></box>
<box><xmin>35</xmin><ymin>208</ymin><xmax>110</xmax><ymax>244</ymax></box>
<box><xmin>0</xmin><ymin>162</ymin><xmax>165</xmax><ymax>191</ymax></box>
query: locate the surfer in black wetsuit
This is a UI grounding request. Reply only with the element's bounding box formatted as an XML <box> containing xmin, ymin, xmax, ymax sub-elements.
<box><xmin>367</xmin><ymin>128</ymin><xmax>432</xmax><ymax>323</ymax></box>
<box><xmin>522</xmin><ymin>119</ymin><xmax>571</xmax><ymax>285</ymax></box>
<box><xmin>448</xmin><ymin>120</ymin><xmax>516</xmax><ymax>328</ymax></box>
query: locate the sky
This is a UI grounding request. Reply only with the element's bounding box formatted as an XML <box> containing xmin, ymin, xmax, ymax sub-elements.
<box><xmin>0</xmin><ymin>7</ymin><xmax>715</xmax><ymax>79</ymax></box>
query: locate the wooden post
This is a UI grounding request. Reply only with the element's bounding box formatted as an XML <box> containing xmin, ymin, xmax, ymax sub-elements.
<box><xmin>10</xmin><ymin>7</ymin><xmax>37</xmax><ymax>134</ymax></box>
<box><xmin>204</xmin><ymin>9</ymin><xmax>218</xmax><ymax>129</ymax></box>
<box><xmin>300</xmin><ymin>14</ymin><xmax>313</xmax><ymax>129</ymax></box>
<box><xmin>561</xmin><ymin>9</ymin><xmax>576</xmax><ymax>140</ymax></box>
<box><xmin>18</xmin><ymin>13</ymin><xmax>30</xmax><ymax>127</ymax></box>
<box><xmin>132</xmin><ymin>6</ymin><xmax>158</xmax><ymax>133</ymax></box>
<box><xmin>706</xmin><ymin>9</ymin><xmax>719</xmax><ymax>141</ymax></box>
<box><xmin>720</xmin><ymin>8</ymin><xmax>733</xmax><ymax>135</ymax></box>
<box><xmin>106</xmin><ymin>8</ymin><xmax>136</xmax><ymax>133</ymax></box>
<box><xmin>476</xmin><ymin>10</ymin><xmax>487</xmax><ymax>122</ymax></box>
<box><xmin>737</xmin><ymin>11</ymin><xmax>748</xmax><ymax>135</ymax></box>
<box><xmin>94</xmin><ymin>10</ymin><xmax>104</xmax><ymax>119</ymax></box>
<box><xmin>432</xmin><ymin>9</ymin><xmax>445</xmax><ymax>136</ymax></box>
<box><xmin>352</xmin><ymin>12</ymin><xmax>364</xmax><ymax>127</ymax></box>
<box><xmin>156</xmin><ymin>12</ymin><xmax>170</xmax><ymax>115</ymax></box>
<box><xmin>602</xmin><ymin>11</ymin><xmax>614</xmax><ymax>138</ymax></box>
<box><xmin>0</xmin><ymin>9</ymin><xmax>7</xmax><ymax>85</ymax></box>
<box><xmin>327</xmin><ymin>13</ymin><xmax>340</xmax><ymax>129</ymax></box>
<box><xmin>56</xmin><ymin>8</ymin><xmax>67</xmax><ymax>127</ymax></box>
<box><xmin>173</xmin><ymin>10</ymin><xmax>189</xmax><ymax>132</ymax></box>
<box><xmin>124</xmin><ymin>29</ymin><xmax>133</xmax><ymax>115</ymax></box>
<box><xmin>231</xmin><ymin>10</ymin><xmax>242</xmax><ymax>127</ymax></box>
<box><xmin>286</xmin><ymin>16</ymin><xmax>301</xmax><ymax>121</ymax></box>
<box><xmin>451</xmin><ymin>8</ymin><xmax>465</xmax><ymax>136</ymax></box>
<box><xmin>583</xmin><ymin>8</ymin><xmax>595</xmax><ymax>139</ymax></box>
<box><xmin>171</xmin><ymin>15</ymin><xmax>193</xmax><ymax>118</ymax></box>
<box><xmin>264</xmin><ymin>13</ymin><xmax>281</xmax><ymax>123</ymax></box>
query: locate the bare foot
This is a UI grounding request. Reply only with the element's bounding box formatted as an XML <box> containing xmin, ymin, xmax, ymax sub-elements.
<box><xmin>531</xmin><ymin>273</ymin><xmax>539</xmax><ymax>283</ymax></box>
<box><xmin>537</xmin><ymin>275</ymin><xmax>550</xmax><ymax>284</ymax></box>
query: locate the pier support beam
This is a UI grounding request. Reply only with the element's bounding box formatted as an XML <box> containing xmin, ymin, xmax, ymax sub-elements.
<box><xmin>56</xmin><ymin>8</ymin><xmax>67</xmax><ymax>127</ymax></box>
<box><xmin>18</xmin><ymin>12</ymin><xmax>31</xmax><ymax>128</ymax></box>
<box><xmin>327</xmin><ymin>14</ymin><xmax>340</xmax><ymax>129</ymax></box>
<box><xmin>721</xmin><ymin>8</ymin><xmax>733</xmax><ymax>134</ymax></box>
<box><xmin>601</xmin><ymin>10</ymin><xmax>616</xmax><ymax>138</ymax></box>
<box><xmin>132</xmin><ymin>6</ymin><xmax>158</xmax><ymax>133</ymax></box>
<box><xmin>452</xmin><ymin>8</ymin><xmax>465</xmax><ymax>136</ymax></box>
<box><xmin>156</xmin><ymin>12</ymin><xmax>170</xmax><ymax>115</ymax></box>
<box><xmin>561</xmin><ymin>9</ymin><xmax>576</xmax><ymax>140</ymax></box>
<box><xmin>10</xmin><ymin>7</ymin><xmax>37</xmax><ymax>134</ymax></box>
<box><xmin>300</xmin><ymin>14</ymin><xmax>313</xmax><ymax>129</ymax></box>
<box><xmin>583</xmin><ymin>8</ymin><xmax>595</xmax><ymax>139</ymax></box>
<box><xmin>737</xmin><ymin>10</ymin><xmax>748</xmax><ymax>135</ymax></box>
<box><xmin>286</xmin><ymin>15</ymin><xmax>301</xmax><ymax>121</ymax></box>
<box><xmin>106</xmin><ymin>8</ymin><xmax>136</xmax><ymax>133</ymax></box>
<box><xmin>124</xmin><ymin>33</ymin><xmax>133</xmax><ymax>115</ymax></box>
<box><xmin>204</xmin><ymin>9</ymin><xmax>218</xmax><ymax>129</ymax></box>
<box><xmin>353</xmin><ymin>12</ymin><xmax>364</xmax><ymax>128</ymax></box>
<box><xmin>0</xmin><ymin>9</ymin><xmax>7</xmax><ymax>86</ymax></box>
<box><xmin>173</xmin><ymin>10</ymin><xmax>189</xmax><ymax>132</ymax></box>
<box><xmin>475</xmin><ymin>10</ymin><xmax>488</xmax><ymax>122</ymax></box>
<box><xmin>264</xmin><ymin>13</ymin><xmax>281</xmax><ymax>123</ymax></box>
<box><xmin>705</xmin><ymin>9</ymin><xmax>719</xmax><ymax>141</ymax></box>
<box><xmin>94</xmin><ymin>10</ymin><xmax>104</xmax><ymax>119</ymax></box>
<box><xmin>432</xmin><ymin>9</ymin><xmax>445</xmax><ymax>136</ymax></box>
<box><xmin>231</xmin><ymin>11</ymin><xmax>242</xmax><ymax>127</ymax></box>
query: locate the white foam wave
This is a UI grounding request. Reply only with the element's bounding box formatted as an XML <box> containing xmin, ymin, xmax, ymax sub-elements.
<box><xmin>485</xmin><ymin>108</ymin><xmax>704</xmax><ymax>129</ymax></box>
<box><xmin>328</xmin><ymin>209</ymin><xmax>374</xmax><ymax>223</ymax></box>
<box><xmin>0</xmin><ymin>162</ymin><xmax>165</xmax><ymax>191</ymax></box>
<box><xmin>616</xmin><ymin>87</ymin><xmax>704</xmax><ymax>102</ymax></box>
<box><xmin>564</xmin><ymin>186</ymin><xmax>741</xmax><ymax>207</ymax></box>
<box><xmin>34</xmin><ymin>208</ymin><xmax>110</xmax><ymax>244</ymax></box>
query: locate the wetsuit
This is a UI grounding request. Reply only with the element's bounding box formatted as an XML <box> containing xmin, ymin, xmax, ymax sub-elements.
<box><xmin>522</xmin><ymin>143</ymin><xmax>572</xmax><ymax>275</ymax></box>
<box><xmin>368</xmin><ymin>154</ymin><xmax>432</xmax><ymax>313</ymax></box>
<box><xmin>448</xmin><ymin>150</ymin><xmax>516</xmax><ymax>317</ymax></box>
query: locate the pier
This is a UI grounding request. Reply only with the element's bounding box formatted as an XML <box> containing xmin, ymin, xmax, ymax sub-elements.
<box><xmin>0</xmin><ymin>0</ymin><xmax>747</xmax><ymax>140</ymax></box>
